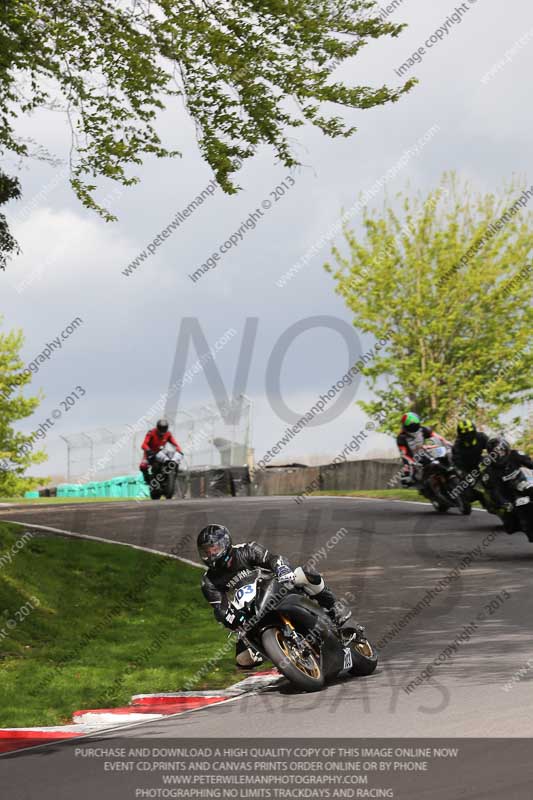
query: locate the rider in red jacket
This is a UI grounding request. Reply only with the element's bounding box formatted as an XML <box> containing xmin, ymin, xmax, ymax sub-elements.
<box><xmin>140</xmin><ymin>419</ymin><xmax>183</xmax><ymax>484</ymax></box>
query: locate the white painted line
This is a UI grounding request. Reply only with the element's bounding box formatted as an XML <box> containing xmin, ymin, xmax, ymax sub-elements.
<box><xmin>74</xmin><ymin>712</ymin><xmax>163</xmax><ymax>726</ymax></box>
<box><xmin>0</xmin><ymin>725</ymin><xmax>100</xmax><ymax>734</ymax></box>
<box><xmin>305</xmin><ymin>495</ymin><xmax>489</xmax><ymax>512</ymax></box>
<box><xmin>0</xmin><ymin>519</ymin><xmax>205</xmax><ymax>569</ymax></box>
<box><xmin>131</xmin><ymin>691</ymin><xmax>227</xmax><ymax>700</ymax></box>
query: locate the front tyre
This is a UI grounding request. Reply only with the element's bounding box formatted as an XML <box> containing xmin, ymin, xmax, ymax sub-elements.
<box><xmin>349</xmin><ymin>639</ymin><xmax>378</xmax><ymax>677</ymax></box>
<box><xmin>261</xmin><ymin>627</ymin><xmax>324</xmax><ymax>692</ymax></box>
<box><xmin>164</xmin><ymin>470</ymin><xmax>177</xmax><ymax>500</ymax></box>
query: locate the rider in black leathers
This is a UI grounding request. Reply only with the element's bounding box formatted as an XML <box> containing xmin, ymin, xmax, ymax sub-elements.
<box><xmin>485</xmin><ymin>438</ymin><xmax>533</xmax><ymax>510</ymax></box>
<box><xmin>452</xmin><ymin>419</ymin><xmax>491</xmax><ymax>505</ymax></box>
<box><xmin>452</xmin><ymin>420</ymin><xmax>490</xmax><ymax>474</ymax></box>
<box><xmin>198</xmin><ymin>524</ymin><xmax>351</xmax><ymax>668</ymax></box>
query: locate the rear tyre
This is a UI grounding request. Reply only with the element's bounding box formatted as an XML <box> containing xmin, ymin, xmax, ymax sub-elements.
<box><xmin>349</xmin><ymin>639</ymin><xmax>378</xmax><ymax>677</ymax></box>
<box><xmin>150</xmin><ymin>488</ymin><xmax>162</xmax><ymax>500</ymax></box>
<box><xmin>261</xmin><ymin>627</ymin><xmax>324</xmax><ymax>693</ymax></box>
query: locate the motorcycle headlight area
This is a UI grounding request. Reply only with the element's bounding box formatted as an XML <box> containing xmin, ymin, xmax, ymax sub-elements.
<box><xmin>432</xmin><ymin>446</ymin><xmax>447</xmax><ymax>458</ymax></box>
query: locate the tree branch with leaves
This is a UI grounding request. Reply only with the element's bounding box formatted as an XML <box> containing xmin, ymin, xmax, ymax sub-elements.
<box><xmin>0</xmin><ymin>0</ymin><xmax>413</xmax><ymax>228</ymax></box>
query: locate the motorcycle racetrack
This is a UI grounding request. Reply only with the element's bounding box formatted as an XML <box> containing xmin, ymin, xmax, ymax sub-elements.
<box><xmin>1</xmin><ymin>494</ymin><xmax>532</xmax><ymax>742</ymax></box>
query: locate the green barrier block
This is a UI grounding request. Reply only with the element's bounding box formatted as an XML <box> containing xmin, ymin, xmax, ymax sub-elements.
<box><xmin>136</xmin><ymin>473</ymin><xmax>149</xmax><ymax>498</ymax></box>
<box><xmin>126</xmin><ymin>475</ymin><xmax>138</xmax><ymax>498</ymax></box>
<box><xmin>24</xmin><ymin>491</ymin><xmax>39</xmax><ymax>499</ymax></box>
<box><xmin>111</xmin><ymin>477</ymin><xmax>126</xmax><ymax>498</ymax></box>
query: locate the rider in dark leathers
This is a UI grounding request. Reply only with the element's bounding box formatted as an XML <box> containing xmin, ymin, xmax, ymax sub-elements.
<box><xmin>452</xmin><ymin>420</ymin><xmax>490</xmax><ymax>474</ymax></box>
<box><xmin>485</xmin><ymin>438</ymin><xmax>533</xmax><ymax>510</ymax></box>
<box><xmin>396</xmin><ymin>412</ymin><xmax>450</xmax><ymax>488</ymax></box>
<box><xmin>198</xmin><ymin>524</ymin><xmax>351</xmax><ymax>668</ymax></box>
<box><xmin>451</xmin><ymin>419</ymin><xmax>491</xmax><ymax>506</ymax></box>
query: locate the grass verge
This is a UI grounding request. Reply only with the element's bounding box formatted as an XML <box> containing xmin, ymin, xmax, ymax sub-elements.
<box><xmin>0</xmin><ymin>496</ymin><xmax>146</xmax><ymax>505</ymax></box>
<box><xmin>0</xmin><ymin>522</ymin><xmax>240</xmax><ymax>727</ymax></box>
<box><xmin>309</xmin><ymin>489</ymin><xmax>482</xmax><ymax>508</ymax></box>
<box><xmin>308</xmin><ymin>489</ymin><xmax>426</xmax><ymax>502</ymax></box>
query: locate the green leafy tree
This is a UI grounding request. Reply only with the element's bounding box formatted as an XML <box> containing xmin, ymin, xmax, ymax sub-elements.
<box><xmin>0</xmin><ymin>0</ymin><xmax>413</xmax><ymax>224</ymax></box>
<box><xmin>325</xmin><ymin>173</ymin><xmax>533</xmax><ymax>437</ymax></box>
<box><xmin>514</xmin><ymin>407</ymin><xmax>533</xmax><ymax>453</ymax></box>
<box><xmin>0</xmin><ymin>319</ymin><xmax>47</xmax><ymax>496</ymax></box>
<box><xmin>0</xmin><ymin>171</ymin><xmax>21</xmax><ymax>270</ymax></box>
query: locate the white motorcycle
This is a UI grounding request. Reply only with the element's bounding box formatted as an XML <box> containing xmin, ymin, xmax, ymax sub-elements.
<box><xmin>148</xmin><ymin>442</ymin><xmax>183</xmax><ymax>500</ymax></box>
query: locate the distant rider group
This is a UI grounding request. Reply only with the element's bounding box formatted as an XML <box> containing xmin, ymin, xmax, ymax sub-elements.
<box><xmin>397</xmin><ymin>412</ymin><xmax>533</xmax><ymax>538</ymax></box>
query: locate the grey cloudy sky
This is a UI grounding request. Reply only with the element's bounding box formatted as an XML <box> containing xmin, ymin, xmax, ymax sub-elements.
<box><xmin>2</xmin><ymin>0</ymin><xmax>532</xmax><ymax>478</ymax></box>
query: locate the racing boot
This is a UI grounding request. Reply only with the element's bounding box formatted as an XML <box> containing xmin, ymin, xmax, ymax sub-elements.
<box><xmin>316</xmin><ymin>586</ymin><xmax>352</xmax><ymax>627</ymax></box>
<box><xmin>235</xmin><ymin>640</ymin><xmax>265</xmax><ymax>670</ymax></box>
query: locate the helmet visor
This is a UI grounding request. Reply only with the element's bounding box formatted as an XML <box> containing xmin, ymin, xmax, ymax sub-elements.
<box><xmin>489</xmin><ymin>439</ymin><xmax>510</xmax><ymax>462</ymax></box>
<box><xmin>199</xmin><ymin>534</ymin><xmax>229</xmax><ymax>565</ymax></box>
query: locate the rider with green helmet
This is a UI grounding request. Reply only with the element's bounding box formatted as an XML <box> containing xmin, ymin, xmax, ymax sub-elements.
<box><xmin>397</xmin><ymin>411</ymin><xmax>449</xmax><ymax>487</ymax></box>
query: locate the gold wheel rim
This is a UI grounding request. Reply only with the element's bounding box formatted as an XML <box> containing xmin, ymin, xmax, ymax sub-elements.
<box><xmin>275</xmin><ymin>629</ymin><xmax>321</xmax><ymax>679</ymax></box>
<box><xmin>355</xmin><ymin>640</ymin><xmax>373</xmax><ymax>658</ymax></box>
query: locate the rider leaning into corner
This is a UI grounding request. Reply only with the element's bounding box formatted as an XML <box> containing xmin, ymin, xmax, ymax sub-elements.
<box><xmin>197</xmin><ymin>524</ymin><xmax>352</xmax><ymax>669</ymax></box>
<box><xmin>140</xmin><ymin>418</ymin><xmax>183</xmax><ymax>485</ymax></box>
<box><xmin>452</xmin><ymin>419</ymin><xmax>490</xmax><ymax>474</ymax></box>
<box><xmin>396</xmin><ymin>411</ymin><xmax>451</xmax><ymax>487</ymax></box>
<box><xmin>451</xmin><ymin>419</ymin><xmax>491</xmax><ymax>503</ymax></box>
<box><xmin>485</xmin><ymin>436</ymin><xmax>533</xmax><ymax>509</ymax></box>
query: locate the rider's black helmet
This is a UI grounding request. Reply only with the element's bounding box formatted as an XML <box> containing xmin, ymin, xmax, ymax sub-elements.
<box><xmin>487</xmin><ymin>437</ymin><xmax>511</xmax><ymax>464</ymax></box>
<box><xmin>156</xmin><ymin>418</ymin><xmax>169</xmax><ymax>434</ymax></box>
<box><xmin>457</xmin><ymin>418</ymin><xmax>477</xmax><ymax>445</ymax></box>
<box><xmin>197</xmin><ymin>524</ymin><xmax>232</xmax><ymax>568</ymax></box>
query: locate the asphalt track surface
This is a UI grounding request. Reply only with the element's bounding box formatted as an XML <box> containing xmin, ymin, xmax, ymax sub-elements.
<box><xmin>2</xmin><ymin>496</ymin><xmax>533</xmax><ymax>798</ymax></box>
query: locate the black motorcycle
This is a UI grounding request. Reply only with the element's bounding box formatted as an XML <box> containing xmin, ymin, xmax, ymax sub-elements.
<box><xmin>455</xmin><ymin>463</ymin><xmax>500</xmax><ymax>514</ymax></box>
<box><xmin>496</xmin><ymin>467</ymin><xmax>533</xmax><ymax>542</ymax></box>
<box><xmin>147</xmin><ymin>442</ymin><xmax>182</xmax><ymax>500</ymax></box>
<box><xmin>417</xmin><ymin>439</ymin><xmax>471</xmax><ymax>515</ymax></box>
<box><xmin>227</xmin><ymin>569</ymin><xmax>377</xmax><ymax>692</ymax></box>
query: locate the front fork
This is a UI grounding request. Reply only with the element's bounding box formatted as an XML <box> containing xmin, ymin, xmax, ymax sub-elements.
<box><xmin>278</xmin><ymin>613</ymin><xmax>321</xmax><ymax>658</ymax></box>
